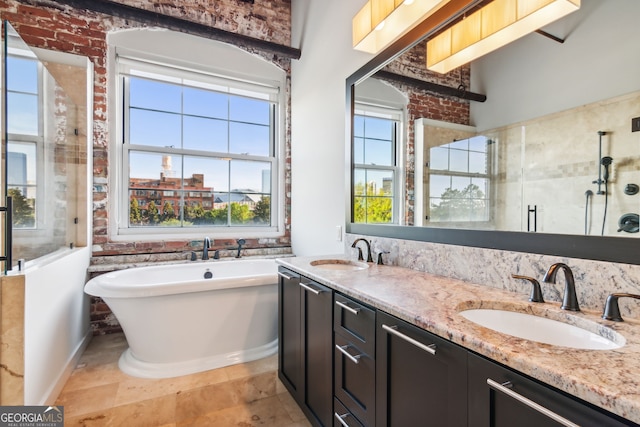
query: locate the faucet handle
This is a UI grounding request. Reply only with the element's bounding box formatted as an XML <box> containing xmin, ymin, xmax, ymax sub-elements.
<box><xmin>377</xmin><ymin>251</ymin><xmax>390</xmax><ymax>265</ymax></box>
<box><xmin>602</xmin><ymin>293</ymin><xmax>640</xmax><ymax>322</ymax></box>
<box><xmin>511</xmin><ymin>274</ymin><xmax>545</xmax><ymax>303</ymax></box>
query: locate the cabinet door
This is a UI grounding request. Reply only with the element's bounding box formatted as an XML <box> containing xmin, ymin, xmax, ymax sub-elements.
<box><xmin>301</xmin><ymin>277</ymin><xmax>334</xmax><ymax>427</ymax></box>
<box><xmin>278</xmin><ymin>267</ymin><xmax>302</xmax><ymax>398</ymax></box>
<box><xmin>468</xmin><ymin>352</ymin><xmax>636</xmax><ymax>427</ymax></box>
<box><xmin>376</xmin><ymin>311</ymin><xmax>468</xmax><ymax>427</ymax></box>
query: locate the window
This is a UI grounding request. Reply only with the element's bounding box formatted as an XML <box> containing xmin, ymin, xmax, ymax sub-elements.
<box><xmin>353</xmin><ymin>104</ymin><xmax>401</xmax><ymax>224</ymax></box>
<box><xmin>428</xmin><ymin>136</ymin><xmax>491</xmax><ymax>222</ymax></box>
<box><xmin>6</xmin><ymin>54</ymin><xmax>41</xmax><ymax>229</ymax></box>
<box><xmin>118</xmin><ymin>57</ymin><xmax>280</xmax><ymax>233</ymax></box>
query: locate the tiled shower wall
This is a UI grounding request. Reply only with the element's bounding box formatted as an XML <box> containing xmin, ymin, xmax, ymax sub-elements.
<box><xmin>347</xmin><ymin>234</ymin><xmax>640</xmax><ymax>320</ymax></box>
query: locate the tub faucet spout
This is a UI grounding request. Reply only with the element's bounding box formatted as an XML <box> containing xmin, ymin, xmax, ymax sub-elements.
<box><xmin>203</xmin><ymin>237</ymin><xmax>211</xmax><ymax>261</ymax></box>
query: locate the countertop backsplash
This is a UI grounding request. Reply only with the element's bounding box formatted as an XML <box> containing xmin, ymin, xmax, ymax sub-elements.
<box><xmin>346</xmin><ymin>233</ymin><xmax>640</xmax><ymax>320</ymax></box>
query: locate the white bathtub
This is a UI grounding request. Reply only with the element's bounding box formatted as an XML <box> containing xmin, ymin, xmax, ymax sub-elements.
<box><xmin>84</xmin><ymin>259</ymin><xmax>279</xmax><ymax>378</ymax></box>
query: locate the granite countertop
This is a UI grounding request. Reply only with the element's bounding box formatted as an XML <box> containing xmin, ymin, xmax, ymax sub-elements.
<box><xmin>276</xmin><ymin>255</ymin><xmax>640</xmax><ymax>424</ymax></box>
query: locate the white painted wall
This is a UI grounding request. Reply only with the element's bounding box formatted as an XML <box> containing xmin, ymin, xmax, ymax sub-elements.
<box><xmin>290</xmin><ymin>0</ymin><xmax>373</xmax><ymax>256</ymax></box>
<box><xmin>470</xmin><ymin>0</ymin><xmax>640</xmax><ymax>131</ymax></box>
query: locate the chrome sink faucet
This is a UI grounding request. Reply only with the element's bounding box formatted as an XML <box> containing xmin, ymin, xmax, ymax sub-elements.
<box><xmin>542</xmin><ymin>263</ymin><xmax>580</xmax><ymax>311</ymax></box>
<box><xmin>351</xmin><ymin>238</ymin><xmax>373</xmax><ymax>263</ymax></box>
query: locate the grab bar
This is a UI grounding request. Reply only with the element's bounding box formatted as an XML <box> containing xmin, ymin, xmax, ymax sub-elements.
<box><xmin>0</xmin><ymin>197</ymin><xmax>12</xmax><ymax>270</ymax></box>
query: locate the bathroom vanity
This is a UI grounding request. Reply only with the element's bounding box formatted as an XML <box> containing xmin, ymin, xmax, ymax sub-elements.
<box><xmin>276</xmin><ymin>257</ymin><xmax>640</xmax><ymax>427</ymax></box>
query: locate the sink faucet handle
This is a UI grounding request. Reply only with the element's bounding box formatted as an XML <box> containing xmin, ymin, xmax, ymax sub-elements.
<box><xmin>377</xmin><ymin>251</ymin><xmax>390</xmax><ymax>265</ymax></box>
<box><xmin>602</xmin><ymin>293</ymin><xmax>640</xmax><ymax>322</ymax></box>
<box><xmin>511</xmin><ymin>274</ymin><xmax>545</xmax><ymax>303</ymax></box>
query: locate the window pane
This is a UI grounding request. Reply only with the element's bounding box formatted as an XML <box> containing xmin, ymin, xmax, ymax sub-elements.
<box><xmin>429</xmin><ymin>174</ymin><xmax>451</xmax><ymax>199</ymax></box>
<box><xmin>364</xmin><ymin>138</ymin><xmax>393</xmax><ymax>166</ymax></box>
<box><xmin>469</xmin><ymin>151</ymin><xmax>487</xmax><ymax>174</ymax></box>
<box><xmin>184</xmin><ymin>87</ymin><xmax>228</xmax><ymax>119</ymax></box>
<box><xmin>7</xmin><ymin>92</ymin><xmax>38</xmax><ymax>135</ymax></box>
<box><xmin>7</xmin><ymin>57</ymin><xmax>38</xmax><ymax>93</ymax></box>
<box><xmin>366</xmin><ymin>196</ymin><xmax>393</xmax><ymax>223</ymax></box>
<box><xmin>449</xmin><ymin>139</ymin><xmax>468</xmax><ymax>150</ymax></box>
<box><xmin>8</xmin><ymin>141</ymin><xmax>36</xmax><ymax>186</ymax></box>
<box><xmin>364</xmin><ymin>117</ymin><xmax>393</xmax><ymax>140</ymax></box>
<box><xmin>449</xmin><ymin>149</ymin><xmax>468</xmax><ymax>173</ymax></box>
<box><xmin>353</xmin><ymin>115</ymin><xmax>365</xmax><ymax>138</ymax></box>
<box><xmin>230</xmin><ymin>97</ymin><xmax>270</xmax><ymax>125</ymax></box>
<box><xmin>230</xmin><ymin>160</ymin><xmax>271</xmax><ymax>193</ymax></box>
<box><xmin>365</xmin><ymin>170</ymin><xmax>394</xmax><ymax>196</ymax></box>
<box><xmin>129</xmin><ymin>109</ymin><xmax>181</xmax><ymax>147</ymax></box>
<box><xmin>229</xmin><ymin>122</ymin><xmax>270</xmax><ymax>156</ymax></box>
<box><xmin>429</xmin><ymin>147</ymin><xmax>448</xmax><ymax>170</ymax></box>
<box><xmin>184</xmin><ymin>156</ymin><xmax>229</xmax><ymax>191</ymax></box>
<box><xmin>451</xmin><ymin>176</ymin><xmax>472</xmax><ymax>194</ymax></box>
<box><xmin>353</xmin><ymin>137</ymin><xmax>365</xmax><ymax>164</ymax></box>
<box><xmin>129</xmin><ymin>77</ymin><xmax>181</xmax><ymax>113</ymax></box>
<box><xmin>468</xmin><ymin>135</ymin><xmax>487</xmax><ymax>153</ymax></box>
<box><xmin>353</xmin><ymin>169</ymin><xmax>366</xmax><ymax>196</ymax></box>
<box><xmin>183</xmin><ymin>116</ymin><xmax>228</xmax><ymax>152</ymax></box>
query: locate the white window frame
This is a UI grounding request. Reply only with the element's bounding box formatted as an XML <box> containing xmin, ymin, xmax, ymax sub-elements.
<box><xmin>110</xmin><ymin>47</ymin><xmax>286</xmax><ymax>241</ymax></box>
<box><xmin>353</xmin><ymin>102</ymin><xmax>403</xmax><ymax>224</ymax></box>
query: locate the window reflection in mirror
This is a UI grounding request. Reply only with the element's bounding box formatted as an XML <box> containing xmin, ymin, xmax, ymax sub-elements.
<box><xmin>351</xmin><ymin>0</ymin><xmax>640</xmax><ymax>238</ymax></box>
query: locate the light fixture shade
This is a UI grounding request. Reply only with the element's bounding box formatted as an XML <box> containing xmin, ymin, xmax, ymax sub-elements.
<box><xmin>426</xmin><ymin>0</ymin><xmax>580</xmax><ymax>74</ymax></box>
<box><xmin>353</xmin><ymin>0</ymin><xmax>453</xmax><ymax>54</ymax></box>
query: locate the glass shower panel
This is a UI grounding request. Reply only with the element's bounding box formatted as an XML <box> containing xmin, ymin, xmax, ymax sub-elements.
<box><xmin>3</xmin><ymin>22</ymin><xmax>84</xmax><ymax>271</ymax></box>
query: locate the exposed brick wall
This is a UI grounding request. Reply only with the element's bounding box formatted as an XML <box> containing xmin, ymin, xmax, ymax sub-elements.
<box><xmin>381</xmin><ymin>42</ymin><xmax>471</xmax><ymax>225</ymax></box>
<box><xmin>1</xmin><ymin>0</ymin><xmax>293</xmax><ymax>263</ymax></box>
<box><xmin>2</xmin><ymin>0</ymin><xmax>293</xmax><ymax>334</ymax></box>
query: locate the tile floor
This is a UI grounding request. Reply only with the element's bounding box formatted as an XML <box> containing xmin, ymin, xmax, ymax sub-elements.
<box><xmin>55</xmin><ymin>333</ymin><xmax>312</xmax><ymax>426</ymax></box>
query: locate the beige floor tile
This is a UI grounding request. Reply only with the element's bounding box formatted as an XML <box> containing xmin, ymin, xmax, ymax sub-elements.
<box><xmin>277</xmin><ymin>390</ymin><xmax>308</xmax><ymax>423</ymax></box>
<box><xmin>62</xmin><ymin>361</ymin><xmax>130</xmax><ymax>393</ymax></box>
<box><xmin>56</xmin><ymin>382</ymin><xmax>119</xmax><ymax>418</ymax></box>
<box><xmin>223</xmin><ymin>353</ymin><xmax>278</xmax><ymax>380</ymax></box>
<box><xmin>177</xmin><ymin>395</ymin><xmax>294</xmax><ymax>427</ymax></box>
<box><xmin>114</xmin><ymin>370</ymin><xmax>224</xmax><ymax>407</ymax></box>
<box><xmin>64</xmin><ymin>395</ymin><xmax>176</xmax><ymax>427</ymax></box>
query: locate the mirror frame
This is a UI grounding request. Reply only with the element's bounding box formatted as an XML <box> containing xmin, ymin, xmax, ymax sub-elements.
<box><xmin>345</xmin><ymin>0</ymin><xmax>640</xmax><ymax>265</ymax></box>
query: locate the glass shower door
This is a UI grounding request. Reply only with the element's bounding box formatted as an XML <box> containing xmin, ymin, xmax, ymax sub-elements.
<box><xmin>2</xmin><ymin>21</ymin><xmax>86</xmax><ymax>274</ymax></box>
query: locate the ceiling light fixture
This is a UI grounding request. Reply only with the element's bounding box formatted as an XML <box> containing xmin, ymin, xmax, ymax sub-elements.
<box><xmin>426</xmin><ymin>0</ymin><xmax>580</xmax><ymax>74</ymax></box>
<box><xmin>353</xmin><ymin>0</ymin><xmax>453</xmax><ymax>54</ymax></box>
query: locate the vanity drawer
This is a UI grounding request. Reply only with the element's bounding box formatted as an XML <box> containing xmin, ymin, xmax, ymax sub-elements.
<box><xmin>334</xmin><ymin>334</ymin><xmax>375</xmax><ymax>427</ymax></box>
<box><xmin>334</xmin><ymin>397</ymin><xmax>365</xmax><ymax>427</ymax></box>
<box><xmin>334</xmin><ymin>293</ymin><xmax>376</xmax><ymax>355</ymax></box>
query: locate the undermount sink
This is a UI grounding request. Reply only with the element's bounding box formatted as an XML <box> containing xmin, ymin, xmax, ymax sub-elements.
<box><xmin>309</xmin><ymin>259</ymin><xmax>369</xmax><ymax>271</ymax></box>
<box><xmin>459</xmin><ymin>308</ymin><xmax>625</xmax><ymax>350</ymax></box>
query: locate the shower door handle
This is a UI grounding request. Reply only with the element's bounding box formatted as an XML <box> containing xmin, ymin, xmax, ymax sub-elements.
<box><xmin>0</xmin><ymin>197</ymin><xmax>12</xmax><ymax>268</ymax></box>
<box><xmin>527</xmin><ymin>205</ymin><xmax>537</xmax><ymax>232</ymax></box>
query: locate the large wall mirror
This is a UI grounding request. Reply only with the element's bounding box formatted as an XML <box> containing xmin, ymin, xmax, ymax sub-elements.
<box><xmin>347</xmin><ymin>0</ymin><xmax>640</xmax><ymax>264</ymax></box>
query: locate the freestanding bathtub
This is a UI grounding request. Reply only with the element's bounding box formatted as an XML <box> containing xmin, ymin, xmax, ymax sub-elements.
<box><xmin>84</xmin><ymin>258</ymin><xmax>279</xmax><ymax>378</ymax></box>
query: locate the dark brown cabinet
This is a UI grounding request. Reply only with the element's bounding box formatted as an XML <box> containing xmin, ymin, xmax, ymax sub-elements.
<box><xmin>468</xmin><ymin>352</ymin><xmax>636</xmax><ymax>427</ymax></box>
<box><xmin>376</xmin><ymin>311</ymin><xmax>468</xmax><ymax>427</ymax></box>
<box><xmin>278</xmin><ymin>267</ymin><xmax>333</xmax><ymax>427</ymax></box>
<box><xmin>334</xmin><ymin>294</ymin><xmax>376</xmax><ymax>426</ymax></box>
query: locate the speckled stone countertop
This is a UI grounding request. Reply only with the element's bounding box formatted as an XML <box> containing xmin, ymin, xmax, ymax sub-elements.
<box><xmin>276</xmin><ymin>256</ymin><xmax>640</xmax><ymax>424</ymax></box>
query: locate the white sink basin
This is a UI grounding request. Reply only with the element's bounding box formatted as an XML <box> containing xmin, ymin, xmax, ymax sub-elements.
<box><xmin>459</xmin><ymin>308</ymin><xmax>624</xmax><ymax>350</ymax></box>
<box><xmin>309</xmin><ymin>259</ymin><xmax>369</xmax><ymax>271</ymax></box>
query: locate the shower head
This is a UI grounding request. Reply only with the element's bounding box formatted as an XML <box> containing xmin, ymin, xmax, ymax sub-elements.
<box><xmin>601</xmin><ymin>156</ymin><xmax>613</xmax><ymax>166</ymax></box>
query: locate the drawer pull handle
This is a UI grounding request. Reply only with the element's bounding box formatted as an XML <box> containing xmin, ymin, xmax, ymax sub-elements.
<box><xmin>336</xmin><ymin>300</ymin><xmax>361</xmax><ymax>315</ymax></box>
<box><xmin>277</xmin><ymin>271</ymin><xmax>295</xmax><ymax>280</ymax></box>
<box><xmin>299</xmin><ymin>281</ymin><xmax>323</xmax><ymax>295</ymax></box>
<box><xmin>335</xmin><ymin>344</ymin><xmax>361</xmax><ymax>364</ymax></box>
<box><xmin>382</xmin><ymin>324</ymin><xmax>436</xmax><ymax>355</ymax></box>
<box><xmin>487</xmin><ymin>379</ymin><xmax>580</xmax><ymax>427</ymax></box>
<box><xmin>334</xmin><ymin>412</ymin><xmax>351</xmax><ymax>427</ymax></box>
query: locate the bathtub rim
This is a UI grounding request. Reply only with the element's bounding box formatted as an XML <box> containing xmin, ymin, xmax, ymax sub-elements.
<box><xmin>84</xmin><ymin>258</ymin><xmax>279</xmax><ymax>298</ymax></box>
